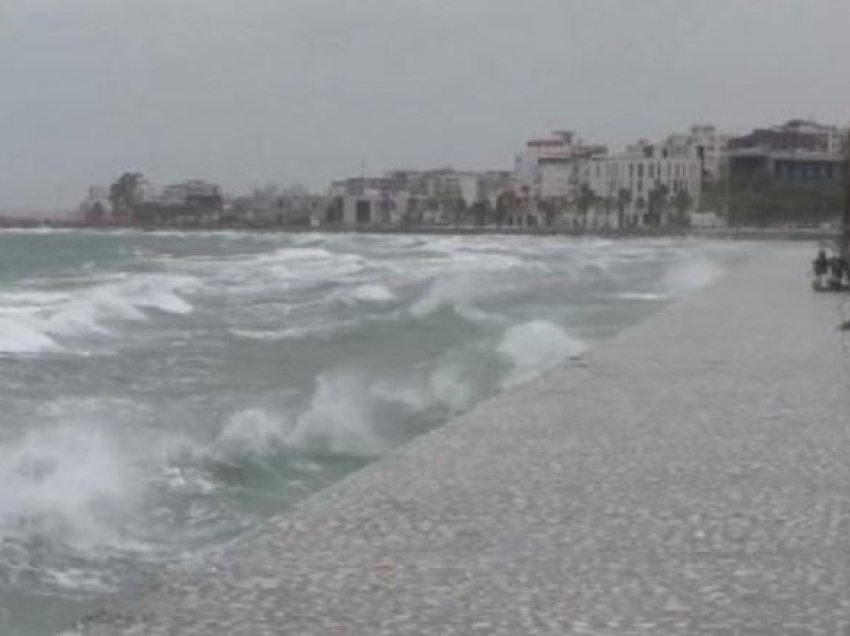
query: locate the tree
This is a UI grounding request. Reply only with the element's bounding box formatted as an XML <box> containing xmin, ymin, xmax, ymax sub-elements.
<box><xmin>85</xmin><ymin>201</ymin><xmax>106</xmax><ymax>224</ymax></box>
<box><xmin>700</xmin><ymin>179</ymin><xmax>726</xmax><ymax>215</ymax></box>
<box><xmin>635</xmin><ymin>196</ymin><xmax>647</xmax><ymax>226</ymax></box>
<box><xmin>616</xmin><ymin>188</ymin><xmax>632</xmax><ymax>229</ymax></box>
<box><xmin>672</xmin><ymin>189</ymin><xmax>693</xmax><ymax>226</ymax></box>
<box><xmin>575</xmin><ymin>183</ymin><xmax>598</xmax><ymax>226</ymax></box>
<box><xmin>602</xmin><ymin>196</ymin><xmax>616</xmax><ymax>229</ymax></box>
<box><xmin>495</xmin><ymin>191</ymin><xmax>517</xmax><ymax>227</ymax></box>
<box><xmin>647</xmin><ymin>182</ymin><xmax>669</xmax><ymax>227</ymax></box>
<box><xmin>538</xmin><ymin>199</ymin><xmax>557</xmax><ymax>227</ymax></box>
<box><xmin>109</xmin><ymin>172</ymin><xmax>145</xmax><ymax>220</ymax></box>
<box><xmin>449</xmin><ymin>198</ymin><xmax>467</xmax><ymax>226</ymax></box>
<box><xmin>469</xmin><ymin>200</ymin><xmax>492</xmax><ymax>226</ymax></box>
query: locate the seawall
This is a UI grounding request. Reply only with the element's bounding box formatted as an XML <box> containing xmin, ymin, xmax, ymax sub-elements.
<box><xmin>80</xmin><ymin>242</ymin><xmax>850</xmax><ymax>634</ymax></box>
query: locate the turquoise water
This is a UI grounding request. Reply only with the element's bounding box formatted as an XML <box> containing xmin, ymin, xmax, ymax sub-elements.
<box><xmin>0</xmin><ymin>230</ymin><xmax>742</xmax><ymax>634</ymax></box>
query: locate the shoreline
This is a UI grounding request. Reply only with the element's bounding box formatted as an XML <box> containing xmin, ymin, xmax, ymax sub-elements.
<box><xmin>80</xmin><ymin>244</ymin><xmax>850</xmax><ymax>634</ymax></box>
<box><xmin>0</xmin><ymin>221</ymin><xmax>837</xmax><ymax>242</ymax></box>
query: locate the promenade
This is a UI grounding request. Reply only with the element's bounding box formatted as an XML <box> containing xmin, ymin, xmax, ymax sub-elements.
<box><xmin>81</xmin><ymin>243</ymin><xmax>850</xmax><ymax>635</ymax></box>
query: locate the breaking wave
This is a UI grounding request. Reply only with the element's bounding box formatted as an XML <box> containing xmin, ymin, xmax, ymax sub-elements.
<box><xmin>498</xmin><ymin>320</ymin><xmax>586</xmax><ymax>388</ymax></box>
<box><xmin>0</xmin><ymin>423</ymin><xmax>140</xmax><ymax>549</ymax></box>
<box><xmin>0</xmin><ymin>274</ymin><xmax>198</xmax><ymax>354</ymax></box>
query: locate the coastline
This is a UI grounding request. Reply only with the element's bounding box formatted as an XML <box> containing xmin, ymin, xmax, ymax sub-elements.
<box><xmin>0</xmin><ymin>220</ymin><xmax>838</xmax><ymax>243</ymax></box>
<box><xmin>79</xmin><ymin>243</ymin><xmax>850</xmax><ymax>634</ymax></box>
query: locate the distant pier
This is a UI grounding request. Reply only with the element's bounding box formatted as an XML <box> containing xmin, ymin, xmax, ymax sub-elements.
<box><xmin>81</xmin><ymin>243</ymin><xmax>850</xmax><ymax>634</ymax></box>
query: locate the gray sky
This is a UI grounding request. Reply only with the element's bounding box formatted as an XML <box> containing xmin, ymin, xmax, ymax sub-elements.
<box><xmin>1</xmin><ymin>0</ymin><xmax>849</xmax><ymax>210</ymax></box>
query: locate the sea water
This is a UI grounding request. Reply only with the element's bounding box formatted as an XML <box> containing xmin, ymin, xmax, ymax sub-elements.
<box><xmin>0</xmin><ymin>230</ymin><xmax>743</xmax><ymax>634</ymax></box>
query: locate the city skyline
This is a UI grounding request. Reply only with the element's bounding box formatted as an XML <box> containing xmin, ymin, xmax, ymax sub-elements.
<box><xmin>2</xmin><ymin>0</ymin><xmax>849</xmax><ymax>210</ymax></box>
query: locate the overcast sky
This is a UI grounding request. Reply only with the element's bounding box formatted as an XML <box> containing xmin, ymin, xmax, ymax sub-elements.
<box><xmin>1</xmin><ymin>0</ymin><xmax>849</xmax><ymax>209</ymax></box>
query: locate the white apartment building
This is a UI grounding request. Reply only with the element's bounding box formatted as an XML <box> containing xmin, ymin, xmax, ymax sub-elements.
<box><xmin>663</xmin><ymin>124</ymin><xmax>732</xmax><ymax>182</ymax></box>
<box><xmin>339</xmin><ymin>188</ymin><xmax>412</xmax><ymax>225</ymax></box>
<box><xmin>160</xmin><ymin>180</ymin><xmax>222</xmax><ymax>207</ymax></box>
<box><xmin>330</xmin><ymin>168</ymin><xmax>507</xmax><ymax>226</ymax></box>
<box><xmin>587</xmin><ymin>142</ymin><xmax>702</xmax><ymax>228</ymax></box>
<box><xmin>514</xmin><ymin>131</ymin><xmax>606</xmax><ymax>201</ymax></box>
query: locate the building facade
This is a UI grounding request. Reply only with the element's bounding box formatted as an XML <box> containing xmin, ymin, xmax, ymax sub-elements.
<box><xmin>328</xmin><ymin>168</ymin><xmax>511</xmax><ymax>226</ymax></box>
<box><xmin>513</xmin><ymin>131</ymin><xmax>607</xmax><ymax>202</ymax></box>
<box><xmin>663</xmin><ymin>124</ymin><xmax>731</xmax><ymax>182</ymax></box>
<box><xmin>587</xmin><ymin>142</ymin><xmax>703</xmax><ymax>228</ymax></box>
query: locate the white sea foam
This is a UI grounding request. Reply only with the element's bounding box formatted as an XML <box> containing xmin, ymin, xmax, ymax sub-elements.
<box><xmin>429</xmin><ymin>362</ymin><xmax>476</xmax><ymax>412</ymax></box>
<box><xmin>663</xmin><ymin>257</ymin><xmax>723</xmax><ymax>295</ymax></box>
<box><xmin>0</xmin><ymin>317</ymin><xmax>60</xmax><ymax>354</ymax></box>
<box><xmin>289</xmin><ymin>371</ymin><xmax>388</xmax><ymax>457</ymax></box>
<box><xmin>350</xmin><ymin>284</ymin><xmax>395</xmax><ymax>303</ymax></box>
<box><xmin>0</xmin><ymin>274</ymin><xmax>198</xmax><ymax>354</ymax></box>
<box><xmin>409</xmin><ymin>276</ymin><xmax>501</xmax><ymax>323</ymax></box>
<box><xmin>214</xmin><ymin>408</ymin><xmax>293</xmax><ymax>457</ymax></box>
<box><xmin>0</xmin><ymin>424</ymin><xmax>140</xmax><ymax>548</ymax></box>
<box><xmin>497</xmin><ymin>320</ymin><xmax>586</xmax><ymax>388</ymax></box>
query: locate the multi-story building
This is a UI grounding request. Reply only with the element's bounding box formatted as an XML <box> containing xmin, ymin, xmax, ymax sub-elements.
<box><xmin>728</xmin><ymin>119</ymin><xmax>846</xmax><ymax>186</ymax></box>
<box><xmin>328</xmin><ymin>168</ymin><xmax>509</xmax><ymax>226</ymax></box>
<box><xmin>662</xmin><ymin>124</ymin><xmax>732</xmax><ymax>182</ymax></box>
<box><xmin>587</xmin><ymin>141</ymin><xmax>703</xmax><ymax>228</ymax></box>
<box><xmin>513</xmin><ymin>131</ymin><xmax>606</xmax><ymax>201</ymax></box>
<box><xmin>729</xmin><ymin>119</ymin><xmax>844</xmax><ymax>156</ymax></box>
<box><xmin>159</xmin><ymin>180</ymin><xmax>223</xmax><ymax>208</ymax></box>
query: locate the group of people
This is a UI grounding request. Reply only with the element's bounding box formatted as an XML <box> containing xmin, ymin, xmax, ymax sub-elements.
<box><xmin>813</xmin><ymin>248</ymin><xmax>849</xmax><ymax>290</ymax></box>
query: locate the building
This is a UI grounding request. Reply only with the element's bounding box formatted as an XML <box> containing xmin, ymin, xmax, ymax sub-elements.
<box><xmin>328</xmin><ymin>168</ymin><xmax>509</xmax><ymax>226</ymax></box>
<box><xmin>728</xmin><ymin>149</ymin><xmax>845</xmax><ymax>184</ymax></box>
<box><xmin>662</xmin><ymin>124</ymin><xmax>732</xmax><ymax>182</ymax></box>
<box><xmin>159</xmin><ymin>180</ymin><xmax>223</xmax><ymax>208</ymax></box>
<box><xmin>586</xmin><ymin>141</ymin><xmax>703</xmax><ymax>228</ymax></box>
<box><xmin>133</xmin><ymin>179</ymin><xmax>224</xmax><ymax>224</ymax></box>
<box><xmin>728</xmin><ymin>119</ymin><xmax>846</xmax><ymax>185</ymax></box>
<box><xmin>729</xmin><ymin>119</ymin><xmax>844</xmax><ymax>156</ymax></box>
<box><xmin>513</xmin><ymin>131</ymin><xmax>607</xmax><ymax>202</ymax></box>
<box><xmin>726</xmin><ymin>119</ymin><xmax>847</xmax><ymax>225</ymax></box>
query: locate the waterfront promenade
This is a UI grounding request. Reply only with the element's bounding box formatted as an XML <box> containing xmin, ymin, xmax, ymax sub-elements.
<box><xmin>81</xmin><ymin>243</ymin><xmax>850</xmax><ymax>634</ymax></box>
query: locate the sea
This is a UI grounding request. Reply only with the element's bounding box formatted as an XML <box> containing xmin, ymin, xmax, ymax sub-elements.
<box><xmin>0</xmin><ymin>229</ymin><xmax>745</xmax><ymax>635</ymax></box>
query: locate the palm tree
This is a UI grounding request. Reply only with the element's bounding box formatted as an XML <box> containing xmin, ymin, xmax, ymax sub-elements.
<box><xmin>495</xmin><ymin>191</ymin><xmax>517</xmax><ymax>227</ymax></box>
<box><xmin>616</xmin><ymin>188</ymin><xmax>632</xmax><ymax>229</ymax></box>
<box><xmin>575</xmin><ymin>183</ymin><xmax>598</xmax><ymax>228</ymax></box>
<box><xmin>647</xmin><ymin>182</ymin><xmax>669</xmax><ymax>227</ymax></box>
<box><xmin>469</xmin><ymin>200</ymin><xmax>492</xmax><ymax>226</ymax></box>
<box><xmin>635</xmin><ymin>196</ymin><xmax>647</xmax><ymax>227</ymax></box>
<box><xmin>672</xmin><ymin>189</ymin><xmax>694</xmax><ymax>226</ymax></box>
<box><xmin>109</xmin><ymin>172</ymin><xmax>145</xmax><ymax>221</ymax></box>
<box><xmin>602</xmin><ymin>196</ymin><xmax>616</xmax><ymax>229</ymax></box>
